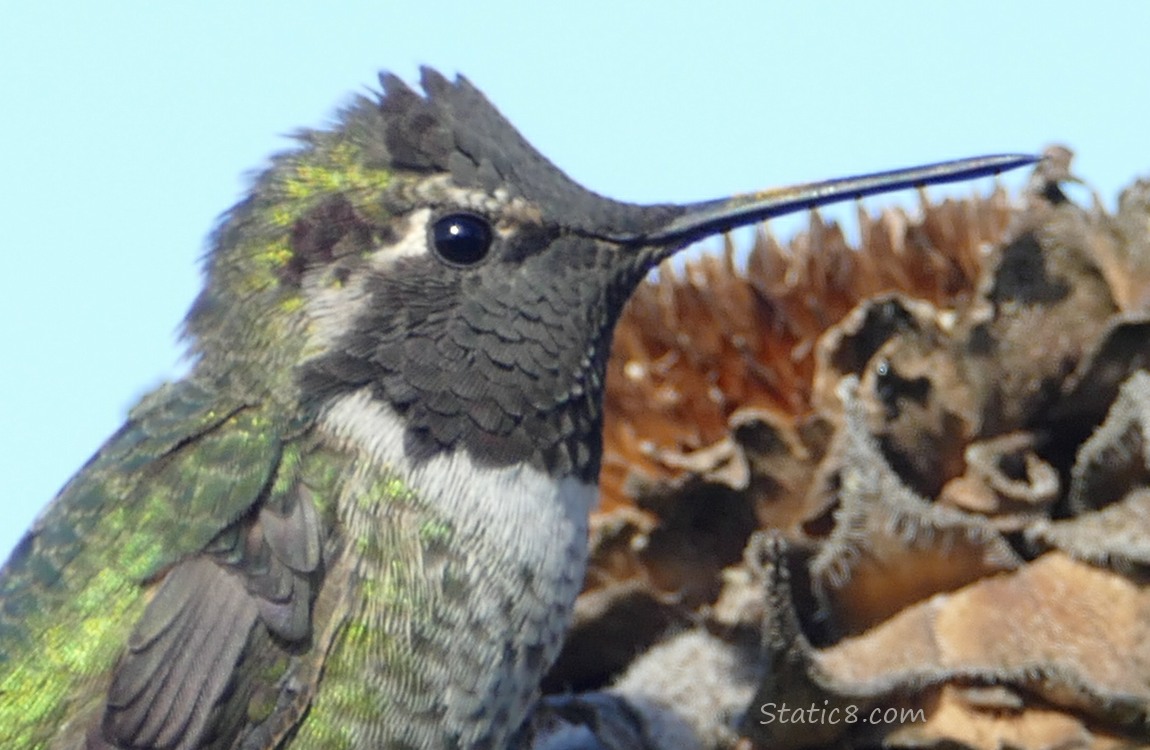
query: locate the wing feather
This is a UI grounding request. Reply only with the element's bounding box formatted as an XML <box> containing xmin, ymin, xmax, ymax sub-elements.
<box><xmin>0</xmin><ymin>380</ymin><xmax>327</xmax><ymax>749</ymax></box>
<box><xmin>106</xmin><ymin>558</ymin><xmax>259</xmax><ymax>749</ymax></box>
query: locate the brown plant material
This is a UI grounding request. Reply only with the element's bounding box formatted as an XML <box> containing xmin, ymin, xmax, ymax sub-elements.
<box><xmin>884</xmin><ymin>684</ymin><xmax>1135</xmax><ymax>750</ymax></box>
<box><xmin>599</xmin><ymin>186</ymin><xmax>1017</xmax><ymax>511</ymax></box>
<box><xmin>545</xmin><ymin>148</ymin><xmax>1150</xmax><ymax>750</ymax></box>
<box><xmin>807</xmin><ymin>390</ymin><xmax>1021</xmax><ymax>635</ymax></box>
<box><xmin>815</xmin><ymin>552</ymin><xmax>1150</xmax><ymax>712</ymax></box>
<box><xmin>939</xmin><ymin>431</ymin><xmax>1060</xmax><ymax>530</ymax></box>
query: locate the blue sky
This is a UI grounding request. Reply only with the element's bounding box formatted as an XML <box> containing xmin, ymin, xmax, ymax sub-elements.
<box><xmin>2</xmin><ymin>2</ymin><xmax>1147</xmax><ymax>559</ymax></box>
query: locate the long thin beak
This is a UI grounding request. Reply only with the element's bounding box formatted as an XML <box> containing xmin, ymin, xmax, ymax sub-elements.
<box><xmin>636</xmin><ymin>153</ymin><xmax>1039</xmax><ymax>247</ymax></box>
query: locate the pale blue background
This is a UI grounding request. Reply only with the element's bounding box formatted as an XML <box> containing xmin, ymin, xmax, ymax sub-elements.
<box><xmin>3</xmin><ymin>2</ymin><xmax>1147</xmax><ymax>559</ymax></box>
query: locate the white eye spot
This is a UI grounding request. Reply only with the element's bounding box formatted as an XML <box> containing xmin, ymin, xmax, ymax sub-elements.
<box><xmin>299</xmin><ymin>210</ymin><xmax>434</xmax><ymax>358</ymax></box>
<box><xmin>369</xmin><ymin>208</ymin><xmax>434</xmax><ymax>270</ymax></box>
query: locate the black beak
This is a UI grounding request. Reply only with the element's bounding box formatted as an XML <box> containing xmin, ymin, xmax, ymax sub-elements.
<box><xmin>631</xmin><ymin>153</ymin><xmax>1038</xmax><ymax>248</ymax></box>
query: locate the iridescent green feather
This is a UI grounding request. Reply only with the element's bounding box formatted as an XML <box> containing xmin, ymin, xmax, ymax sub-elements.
<box><xmin>0</xmin><ymin>379</ymin><xmax>289</xmax><ymax>746</ymax></box>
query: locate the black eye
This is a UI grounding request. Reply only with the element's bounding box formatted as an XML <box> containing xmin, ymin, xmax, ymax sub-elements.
<box><xmin>431</xmin><ymin>213</ymin><xmax>493</xmax><ymax>266</ymax></box>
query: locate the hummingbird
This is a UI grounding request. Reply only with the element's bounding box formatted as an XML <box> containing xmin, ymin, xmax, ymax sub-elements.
<box><xmin>0</xmin><ymin>67</ymin><xmax>1035</xmax><ymax>749</ymax></box>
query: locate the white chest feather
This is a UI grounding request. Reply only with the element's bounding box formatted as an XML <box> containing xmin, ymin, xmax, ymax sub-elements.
<box><xmin>313</xmin><ymin>389</ymin><xmax>597</xmax><ymax>746</ymax></box>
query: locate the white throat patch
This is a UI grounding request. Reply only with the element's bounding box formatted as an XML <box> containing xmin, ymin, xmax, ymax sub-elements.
<box><xmin>318</xmin><ymin>388</ymin><xmax>598</xmax><ymax>526</ymax></box>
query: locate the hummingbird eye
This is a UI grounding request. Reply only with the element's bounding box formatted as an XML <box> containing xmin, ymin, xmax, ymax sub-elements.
<box><xmin>431</xmin><ymin>212</ymin><xmax>494</xmax><ymax>267</ymax></box>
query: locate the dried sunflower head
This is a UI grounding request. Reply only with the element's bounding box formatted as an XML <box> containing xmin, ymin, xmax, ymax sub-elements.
<box><xmin>551</xmin><ymin>150</ymin><xmax>1150</xmax><ymax>750</ymax></box>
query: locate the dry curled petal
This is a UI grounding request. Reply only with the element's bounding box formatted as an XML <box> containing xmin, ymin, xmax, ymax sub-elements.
<box><xmin>809</xmin><ymin>383</ymin><xmax>1019</xmax><ymax>634</ymax></box>
<box><xmin>1068</xmin><ymin>369</ymin><xmax>1150</xmax><ymax>513</ymax></box>
<box><xmin>939</xmin><ymin>431</ymin><xmax>1059</xmax><ymax>531</ymax></box>
<box><xmin>1027</xmin><ymin>489</ymin><xmax>1150</xmax><ymax>571</ymax></box>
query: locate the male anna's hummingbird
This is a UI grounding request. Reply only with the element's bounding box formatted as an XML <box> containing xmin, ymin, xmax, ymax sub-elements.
<box><xmin>0</xmin><ymin>68</ymin><xmax>1034</xmax><ymax>749</ymax></box>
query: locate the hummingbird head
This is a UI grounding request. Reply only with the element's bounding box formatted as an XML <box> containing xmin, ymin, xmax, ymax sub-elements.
<box><xmin>186</xmin><ymin>67</ymin><xmax>1034</xmax><ymax>482</ymax></box>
